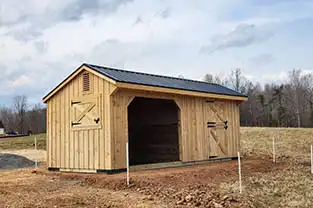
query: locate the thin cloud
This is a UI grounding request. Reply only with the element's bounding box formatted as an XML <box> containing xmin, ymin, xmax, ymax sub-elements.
<box><xmin>200</xmin><ymin>24</ymin><xmax>274</xmax><ymax>54</ymax></box>
<box><xmin>34</xmin><ymin>41</ymin><xmax>49</xmax><ymax>54</ymax></box>
<box><xmin>0</xmin><ymin>0</ymin><xmax>134</xmax><ymax>36</ymax></box>
<box><xmin>158</xmin><ymin>8</ymin><xmax>171</xmax><ymax>19</ymax></box>
<box><xmin>60</xmin><ymin>0</ymin><xmax>135</xmax><ymax>21</ymax></box>
<box><xmin>0</xmin><ymin>0</ymin><xmax>312</xmax><ymax>106</ymax></box>
<box><xmin>133</xmin><ymin>16</ymin><xmax>144</xmax><ymax>26</ymax></box>
<box><xmin>249</xmin><ymin>53</ymin><xmax>276</xmax><ymax>67</ymax></box>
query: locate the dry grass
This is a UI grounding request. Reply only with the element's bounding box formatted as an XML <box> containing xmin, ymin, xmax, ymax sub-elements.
<box><xmin>0</xmin><ymin>134</ymin><xmax>46</xmax><ymax>150</ymax></box>
<box><xmin>219</xmin><ymin>127</ymin><xmax>313</xmax><ymax>208</ymax></box>
<box><xmin>241</xmin><ymin>127</ymin><xmax>313</xmax><ymax>164</ymax></box>
<box><xmin>2</xmin><ymin>128</ymin><xmax>313</xmax><ymax>207</ymax></box>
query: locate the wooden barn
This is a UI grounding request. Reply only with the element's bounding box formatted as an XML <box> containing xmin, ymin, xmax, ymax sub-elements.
<box><xmin>43</xmin><ymin>63</ymin><xmax>247</xmax><ymax>173</ymax></box>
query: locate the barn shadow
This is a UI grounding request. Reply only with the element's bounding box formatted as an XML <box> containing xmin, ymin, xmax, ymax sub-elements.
<box><xmin>0</xmin><ymin>153</ymin><xmax>38</xmax><ymax>170</ymax></box>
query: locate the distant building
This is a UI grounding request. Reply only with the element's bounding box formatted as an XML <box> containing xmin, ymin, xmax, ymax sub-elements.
<box><xmin>0</xmin><ymin>121</ymin><xmax>4</xmax><ymax>135</ymax></box>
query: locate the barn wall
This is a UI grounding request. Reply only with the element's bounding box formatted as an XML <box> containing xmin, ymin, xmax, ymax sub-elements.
<box><xmin>111</xmin><ymin>89</ymin><xmax>240</xmax><ymax>170</ymax></box>
<box><xmin>47</xmin><ymin>70</ymin><xmax>116</xmax><ymax>170</ymax></box>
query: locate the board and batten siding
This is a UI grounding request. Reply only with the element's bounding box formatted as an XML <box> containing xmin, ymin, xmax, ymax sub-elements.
<box><xmin>47</xmin><ymin>69</ymin><xmax>241</xmax><ymax>171</ymax></box>
<box><xmin>47</xmin><ymin>70</ymin><xmax>116</xmax><ymax>171</ymax></box>
<box><xmin>111</xmin><ymin>88</ymin><xmax>240</xmax><ymax>170</ymax></box>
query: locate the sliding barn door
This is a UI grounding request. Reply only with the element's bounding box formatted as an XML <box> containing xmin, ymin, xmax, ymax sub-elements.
<box><xmin>206</xmin><ymin>101</ymin><xmax>229</xmax><ymax>157</ymax></box>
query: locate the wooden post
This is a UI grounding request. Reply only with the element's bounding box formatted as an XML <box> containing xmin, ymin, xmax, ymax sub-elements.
<box><xmin>126</xmin><ymin>142</ymin><xmax>130</xmax><ymax>186</ymax></box>
<box><xmin>273</xmin><ymin>137</ymin><xmax>276</xmax><ymax>163</ymax></box>
<box><xmin>238</xmin><ymin>152</ymin><xmax>242</xmax><ymax>194</ymax></box>
<box><xmin>311</xmin><ymin>145</ymin><xmax>313</xmax><ymax>174</ymax></box>
<box><xmin>35</xmin><ymin>137</ymin><xmax>38</xmax><ymax>169</ymax></box>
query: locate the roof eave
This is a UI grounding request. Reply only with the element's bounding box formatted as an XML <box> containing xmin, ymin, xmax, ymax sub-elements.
<box><xmin>42</xmin><ymin>64</ymin><xmax>116</xmax><ymax>103</ymax></box>
<box><xmin>115</xmin><ymin>81</ymin><xmax>248</xmax><ymax>101</ymax></box>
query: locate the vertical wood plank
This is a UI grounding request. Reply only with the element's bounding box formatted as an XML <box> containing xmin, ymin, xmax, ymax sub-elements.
<box><xmin>93</xmin><ymin>75</ymin><xmax>100</xmax><ymax>170</ymax></box>
<box><xmin>84</xmin><ymin>130</ymin><xmax>89</xmax><ymax>169</ymax></box>
<box><xmin>202</xmin><ymin>99</ymin><xmax>207</xmax><ymax>160</ymax></box>
<box><xmin>182</xmin><ymin>96</ymin><xmax>188</xmax><ymax>162</ymax></box>
<box><xmin>196</xmin><ymin>98</ymin><xmax>204</xmax><ymax>160</ymax></box>
<box><xmin>65</xmin><ymin>83</ymin><xmax>70</xmax><ymax>168</ymax></box>
<box><xmin>226</xmin><ymin>101</ymin><xmax>231</xmax><ymax>156</ymax></box>
<box><xmin>57</xmin><ymin>92</ymin><xmax>61</xmax><ymax>167</ymax></box>
<box><xmin>176</xmin><ymin>97</ymin><xmax>183</xmax><ymax>161</ymax></box>
<box><xmin>51</xmin><ymin>99</ymin><xmax>56</xmax><ymax>167</ymax></box>
<box><xmin>101</xmin><ymin>80</ymin><xmax>107</xmax><ymax>169</ymax></box>
<box><xmin>60</xmin><ymin>89</ymin><xmax>65</xmax><ymax>168</ymax></box>
<box><xmin>69</xmin><ymin>81</ymin><xmax>74</xmax><ymax>169</ymax></box>
<box><xmin>73</xmin><ymin>76</ymin><xmax>79</xmax><ymax>169</ymax></box>
<box><xmin>47</xmin><ymin>101</ymin><xmax>52</xmax><ymax>167</ymax></box>
<box><xmin>235</xmin><ymin>102</ymin><xmax>240</xmax><ymax>153</ymax></box>
<box><xmin>231</xmin><ymin>101</ymin><xmax>236</xmax><ymax>156</ymax></box>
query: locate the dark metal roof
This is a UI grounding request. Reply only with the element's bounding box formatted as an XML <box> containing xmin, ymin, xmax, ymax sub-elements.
<box><xmin>84</xmin><ymin>63</ymin><xmax>247</xmax><ymax>98</ymax></box>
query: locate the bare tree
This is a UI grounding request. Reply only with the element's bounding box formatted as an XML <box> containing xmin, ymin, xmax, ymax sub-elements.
<box><xmin>27</xmin><ymin>103</ymin><xmax>46</xmax><ymax>134</ymax></box>
<box><xmin>202</xmin><ymin>68</ymin><xmax>313</xmax><ymax>128</ymax></box>
<box><xmin>225</xmin><ymin>68</ymin><xmax>250</xmax><ymax>94</ymax></box>
<box><xmin>287</xmin><ymin>69</ymin><xmax>302</xmax><ymax>128</ymax></box>
<box><xmin>203</xmin><ymin>73</ymin><xmax>226</xmax><ymax>85</ymax></box>
<box><xmin>301</xmin><ymin>74</ymin><xmax>313</xmax><ymax>125</ymax></box>
<box><xmin>13</xmin><ymin>95</ymin><xmax>28</xmax><ymax>134</ymax></box>
<box><xmin>0</xmin><ymin>106</ymin><xmax>15</xmax><ymax>132</ymax></box>
<box><xmin>204</xmin><ymin>74</ymin><xmax>213</xmax><ymax>83</ymax></box>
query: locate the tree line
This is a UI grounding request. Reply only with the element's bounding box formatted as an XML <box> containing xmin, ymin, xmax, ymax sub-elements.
<box><xmin>0</xmin><ymin>96</ymin><xmax>46</xmax><ymax>134</ymax></box>
<box><xmin>204</xmin><ymin>68</ymin><xmax>313</xmax><ymax>128</ymax></box>
<box><xmin>1</xmin><ymin>68</ymin><xmax>312</xmax><ymax>133</ymax></box>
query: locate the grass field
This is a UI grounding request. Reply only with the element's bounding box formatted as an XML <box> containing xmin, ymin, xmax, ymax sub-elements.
<box><xmin>225</xmin><ymin>127</ymin><xmax>313</xmax><ymax>207</ymax></box>
<box><xmin>0</xmin><ymin>133</ymin><xmax>46</xmax><ymax>150</ymax></box>
<box><xmin>1</xmin><ymin>128</ymin><xmax>313</xmax><ymax>207</ymax></box>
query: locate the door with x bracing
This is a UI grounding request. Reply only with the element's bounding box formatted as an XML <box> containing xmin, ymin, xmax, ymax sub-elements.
<box><xmin>206</xmin><ymin>101</ymin><xmax>229</xmax><ymax>157</ymax></box>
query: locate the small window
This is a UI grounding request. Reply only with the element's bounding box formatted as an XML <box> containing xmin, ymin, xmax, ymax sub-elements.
<box><xmin>82</xmin><ymin>73</ymin><xmax>90</xmax><ymax>92</ymax></box>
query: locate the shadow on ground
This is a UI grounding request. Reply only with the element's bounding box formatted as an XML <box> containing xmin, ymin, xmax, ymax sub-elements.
<box><xmin>0</xmin><ymin>153</ymin><xmax>38</xmax><ymax>169</ymax></box>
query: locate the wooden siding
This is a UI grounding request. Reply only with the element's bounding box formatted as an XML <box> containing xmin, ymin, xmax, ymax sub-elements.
<box><xmin>111</xmin><ymin>89</ymin><xmax>240</xmax><ymax>170</ymax></box>
<box><xmin>47</xmin><ymin>72</ymin><xmax>241</xmax><ymax>171</ymax></box>
<box><xmin>47</xmin><ymin>70</ymin><xmax>116</xmax><ymax>170</ymax></box>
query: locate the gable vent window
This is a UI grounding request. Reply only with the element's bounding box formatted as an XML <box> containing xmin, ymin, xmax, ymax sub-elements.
<box><xmin>83</xmin><ymin>73</ymin><xmax>91</xmax><ymax>92</ymax></box>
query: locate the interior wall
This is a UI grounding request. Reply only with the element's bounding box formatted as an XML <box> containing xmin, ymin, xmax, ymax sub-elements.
<box><xmin>128</xmin><ymin>97</ymin><xmax>180</xmax><ymax>165</ymax></box>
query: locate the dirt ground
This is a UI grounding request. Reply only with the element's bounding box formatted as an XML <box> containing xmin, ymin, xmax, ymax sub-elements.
<box><xmin>0</xmin><ymin>158</ymin><xmax>278</xmax><ymax>208</ymax></box>
<box><xmin>1</xmin><ymin>128</ymin><xmax>313</xmax><ymax>207</ymax></box>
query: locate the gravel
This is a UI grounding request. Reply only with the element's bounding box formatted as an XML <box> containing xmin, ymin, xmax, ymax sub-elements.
<box><xmin>0</xmin><ymin>153</ymin><xmax>37</xmax><ymax>170</ymax></box>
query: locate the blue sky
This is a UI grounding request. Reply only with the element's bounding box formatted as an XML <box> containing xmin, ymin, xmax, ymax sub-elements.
<box><xmin>0</xmin><ymin>0</ymin><xmax>313</xmax><ymax>106</ymax></box>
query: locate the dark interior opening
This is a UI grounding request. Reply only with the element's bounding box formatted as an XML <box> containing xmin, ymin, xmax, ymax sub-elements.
<box><xmin>128</xmin><ymin>97</ymin><xmax>180</xmax><ymax>166</ymax></box>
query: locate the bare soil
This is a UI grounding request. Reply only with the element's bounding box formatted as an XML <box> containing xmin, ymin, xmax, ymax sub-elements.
<box><xmin>1</xmin><ymin>128</ymin><xmax>313</xmax><ymax>207</ymax></box>
<box><xmin>0</xmin><ymin>158</ymin><xmax>284</xmax><ymax>208</ymax></box>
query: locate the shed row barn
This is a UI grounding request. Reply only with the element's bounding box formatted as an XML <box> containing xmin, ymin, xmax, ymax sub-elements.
<box><xmin>43</xmin><ymin>64</ymin><xmax>247</xmax><ymax>173</ymax></box>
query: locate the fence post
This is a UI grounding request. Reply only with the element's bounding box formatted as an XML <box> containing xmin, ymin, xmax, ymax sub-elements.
<box><xmin>273</xmin><ymin>137</ymin><xmax>276</xmax><ymax>163</ymax></box>
<box><xmin>35</xmin><ymin>137</ymin><xmax>38</xmax><ymax>169</ymax></box>
<box><xmin>238</xmin><ymin>152</ymin><xmax>242</xmax><ymax>194</ymax></box>
<box><xmin>311</xmin><ymin>145</ymin><xmax>313</xmax><ymax>174</ymax></box>
<box><xmin>126</xmin><ymin>142</ymin><xmax>130</xmax><ymax>186</ymax></box>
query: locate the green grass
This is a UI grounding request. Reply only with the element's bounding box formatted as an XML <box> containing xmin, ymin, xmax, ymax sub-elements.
<box><xmin>0</xmin><ymin>134</ymin><xmax>46</xmax><ymax>150</ymax></box>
